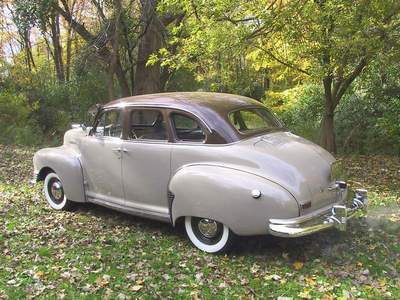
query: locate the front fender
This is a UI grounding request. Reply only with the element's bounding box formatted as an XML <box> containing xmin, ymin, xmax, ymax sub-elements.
<box><xmin>33</xmin><ymin>146</ymin><xmax>86</xmax><ymax>203</ymax></box>
<box><xmin>170</xmin><ymin>164</ymin><xmax>299</xmax><ymax>236</ymax></box>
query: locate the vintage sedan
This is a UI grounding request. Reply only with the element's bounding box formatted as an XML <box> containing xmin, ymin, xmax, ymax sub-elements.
<box><xmin>32</xmin><ymin>92</ymin><xmax>367</xmax><ymax>253</ymax></box>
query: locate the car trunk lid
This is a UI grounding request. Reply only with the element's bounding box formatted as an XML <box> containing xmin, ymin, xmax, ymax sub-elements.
<box><xmin>251</xmin><ymin>131</ymin><xmax>337</xmax><ymax>213</ymax></box>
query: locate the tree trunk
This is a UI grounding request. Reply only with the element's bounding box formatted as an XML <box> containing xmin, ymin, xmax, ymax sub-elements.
<box><xmin>319</xmin><ymin>58</ymin><xmax>368</xmax><ymax>153</ymax></box>
<box><xmin>120</xmin><ymin>16</ymin><xmax>136</xmax><ymax>95</ymax></box>
<box><xmin>50</xmin><ymin>14</ymin><xmax>65</xmax><ymax>82</ymax></box>
<box><xmin>320</xmin><ymin>77</ymin><xmax>337</xmax><ymax>154</ymax></box>
<box><xmin>56</xmin><ymin>1</ymin><xmax>129</xmax><ymax>96</ymax></box>
<box><xmin>64</xmin><ymin>0</ymin><xmax>76</xmax><ymax>82</ymax></box>
<box><xmin>134</xmin><ymin>0</ymin><xmax>162</xmax><ymax>95</ymax></box>
<box><xmin>114</xmin><ymin>57</ymin><xmax>130</xmax><ymax>97</ymax></box>
<box><xmin>65</xmin><ymin>21</ymin><xmax>75</xmax><ymax>82</ymax></box>
<box><xmin>22</xmin><ymin>29</ymin><xmax>35</xmax><ymax>71</ymax></box>
<box><xmin>320</xmin><ymin>110</ymin><xmax>336</xmax><ymax>154</ymax></box>
<box><xmin>111</xmin><ymin>0</ymin><xmax>130</xmax><ymax>97</ymax></box>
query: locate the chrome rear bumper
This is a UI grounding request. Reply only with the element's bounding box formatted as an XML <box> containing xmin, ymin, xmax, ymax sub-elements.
<box><xmin>268</xmin><ymin>188</ymin><xmax>368</xmax><ymax>238</ymax></box>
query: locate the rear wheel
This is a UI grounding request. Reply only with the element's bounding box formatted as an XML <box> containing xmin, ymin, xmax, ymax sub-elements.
<box><xmin>184</xmin><ymin>216</ymin><xmax>234</xmax><ymax>253</ymax></box>
<box><xmin>43</xmin><ymin>173</ymin><xmax>73</xmax><ymax>210</ymax></box>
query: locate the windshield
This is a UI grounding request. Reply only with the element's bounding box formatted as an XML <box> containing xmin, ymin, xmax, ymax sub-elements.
<box><xmin>228</xmin><ymin>107</ymin><xmax>283</xmax><ymax>135</ymax></box>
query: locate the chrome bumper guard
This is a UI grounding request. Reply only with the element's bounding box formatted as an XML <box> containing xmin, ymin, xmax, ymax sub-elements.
<box><xmin>268</xmin><ymin>188</ymin><xmax>368</xmax><ymax>238</ymax></box>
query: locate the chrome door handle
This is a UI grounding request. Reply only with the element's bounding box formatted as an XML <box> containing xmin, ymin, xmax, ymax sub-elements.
<box><xmin>112</xmin><ymin>148</ymin><xmax>128</xmax><ymax>153</ymax></box>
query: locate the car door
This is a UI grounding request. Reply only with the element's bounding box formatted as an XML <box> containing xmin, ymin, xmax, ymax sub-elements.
<box><xmin>121</xmin><ymin>107</ymin><xmax>172</xmax><ymax>220</ymax></box>
<box><xmin>80</xmin><ymin>108</ymin><xmax>125</xmax><ymax>206</ymax></box>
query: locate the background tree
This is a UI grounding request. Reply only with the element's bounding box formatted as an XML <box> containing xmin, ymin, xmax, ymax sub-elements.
<box><xmin>159</xmin><ymin>0</ymin><xmax>400</xmax><ymax>153</ymax></box>
<box><xmin>0</xmin><ymin>0</ymin><xmax>399</xmax><ymax>155</ymax></box>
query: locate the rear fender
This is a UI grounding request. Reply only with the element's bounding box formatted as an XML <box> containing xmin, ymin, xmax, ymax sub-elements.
<box><xmin>169</xmin><ymin>164</ymin><xmax>299</xmax><ymax>236</ymax></box>
<box><xmin>33</xmin><ymin>146</ymin><xmax>86</xmax><ymax>203</ymax></box>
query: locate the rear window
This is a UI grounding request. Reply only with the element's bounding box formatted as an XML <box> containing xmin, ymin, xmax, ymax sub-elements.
<box><xmin>228</xmin><ymin>108</ymin><xmax>282</xmax><ymax>134</ymax></box>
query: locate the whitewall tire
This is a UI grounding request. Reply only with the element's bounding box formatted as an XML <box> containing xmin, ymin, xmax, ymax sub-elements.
<box><xmin>43</xmin><ymin>173</ymin><xmax>73</xmax><ymax>210</ymax></box>
<box><xmin>185</xmin><ymin>216</ymin><xmax>234</xmax><ymax>253</ymax></box>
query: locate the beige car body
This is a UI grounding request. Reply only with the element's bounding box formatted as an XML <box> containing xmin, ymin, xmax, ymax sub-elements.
<box><xmin>33</xmin><ymin>92</ymin><xmax>367</xmax><ymax>237</ymax></box>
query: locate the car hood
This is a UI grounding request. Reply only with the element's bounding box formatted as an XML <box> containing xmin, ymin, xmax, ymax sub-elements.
<box><xmin>238</xmin><ymin>131</ymin><xmax>336</xmax><ymax>212</ymax></box>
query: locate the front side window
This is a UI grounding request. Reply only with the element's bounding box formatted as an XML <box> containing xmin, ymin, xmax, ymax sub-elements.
<box><xmin>171</xmin><ymin>113</ymin><xmax>205</xmax><ymax>142</ymax></box>
<box><xmin>129</xmin><ymin>109</ymin><xmax>167</xmax><ymax>140</ymax></box>
<box><xmin>94</xmin><ymin>109</ymin><xmax>122</xmax><ymax>138</ymax></box>
<box><xmin>228</xmin><ymin>108</ymin><xmax>282</xmax><ymax>134</ymax></box>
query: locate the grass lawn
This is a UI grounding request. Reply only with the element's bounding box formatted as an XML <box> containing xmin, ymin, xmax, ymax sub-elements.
<box><xmin>0</xmin><ymin>145</ymin><xmax>399</xmax><ymax>299</ymax></box>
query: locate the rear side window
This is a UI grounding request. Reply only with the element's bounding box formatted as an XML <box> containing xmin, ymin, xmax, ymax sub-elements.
<box><xmin>94</xmin><ymin>109</ymin><xmax>122</xmax><ymax>138</ymax></box>
<box><xmin>171</xmin><ymin>113</ymin><xmax>205</xmax><ymax>142</ymax></box>
<box><xmin>129</xmin><ymin>109</ymin><xmax>167</xmax><ymax>140</ymax></box>
<box><xmin>229</xmin><ymin>108</ymin><xmax>282</xmax><ymax>134</ymax></box>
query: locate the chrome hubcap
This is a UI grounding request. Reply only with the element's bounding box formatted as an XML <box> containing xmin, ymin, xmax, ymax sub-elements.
<box><xmin>51</xmin><ymin>181</ymin><xmax>63</xmax><ymax>200</ymax></box>
<box><xmin>198</xmin><ymin>219</ymin><xmax>218</xmax><ymax>238</ymax></box>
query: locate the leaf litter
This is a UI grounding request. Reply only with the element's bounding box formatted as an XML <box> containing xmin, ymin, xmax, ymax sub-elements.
<box><xmin>0</xmin><ymin>145</ymin><xmax>399</xmax><ymax>298</ymax></box>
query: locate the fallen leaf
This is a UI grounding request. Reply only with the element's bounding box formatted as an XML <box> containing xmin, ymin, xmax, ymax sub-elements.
<box><xmin>130</xmin><ymin>285</ymin><xmax>142</xmax><ymax>292</ymax></box>
<box><xmin>162</xmin><ymin>274</ymin><xmax>170</xmax><ymax>281</ymax></box>
<box><xmin>305</xmin><ymin>276</ymin><xmax>316</xmax><ymax>286</ymax></box>
<box><xmin>264</xmin><ymin>274</ymin><xmax>282</xmax><ymax>281</ymax></box>
<box><xmin>135</xmin><ymin>279</ymin><xmax>144</xmax><ymax>285</ymax></box>
<box><xmin>190</xmin><ymin>291</ymin><xmax>200</xmax><ymax>300</ymax></box>
<box><xmin>298</xmin><ymin>289</ymin><xmax>311</xmax><ymax>299</ymax></box>
<box><xmin>342</xmin><ymin>289</ymin><xmax>351</xmax><ymax>299</ymax></box>
<box><xmin>34</xmin><ymin>271</ymin><xmax>44</xmax><ymax>279</ymax></box>
<box><xmin>378</xmin><ymin>278</ymin><xmax>386</xmax><ymax>287</ymax></box>
<box><xmin>126</xmin><ymin>273</ymin><xmax>137</xmax><ymax>281</ymax></box>
<box><xmin>293</xmin><ymin>261</ymin><xmax>304</xmax><ymax>270</ymax></box>
<box><xmin>7</xmin><ymin>279</ymin><xmax>16</xmax><ymax>285</ymax></box>
<box><xmin>361</xmin><ymin>269</ymin><xmax>370</xmax><ymax>276</ymax></box>
<box><xmin>218</xmin><ymin>282</ymin><xmax>227</xmax><ymax>289</ymax></box>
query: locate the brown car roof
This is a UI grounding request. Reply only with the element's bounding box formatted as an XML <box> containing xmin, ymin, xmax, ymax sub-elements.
<box><xmin>105</xmin><ymin>92</ymin><xmax>266</xmax><ymax>143</ymax></box>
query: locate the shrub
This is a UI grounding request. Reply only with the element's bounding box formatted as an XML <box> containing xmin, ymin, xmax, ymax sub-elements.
<box><xmin>0</xmin><ymin>90</ymin><xmax>43</xmax><ymax>145</ymax></box>
<box><xmin>264</xmin><ymin>84</ymin><xmax>323</xmax><ymax>144</ymax></box>
<box><xmin>264</xmin><ymin>82</ymin><xmax>399</xmax><ymax>155</ymax></box>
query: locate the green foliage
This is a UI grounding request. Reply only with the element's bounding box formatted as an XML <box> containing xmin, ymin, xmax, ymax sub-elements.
<box><xmin>335</xmin><ymin>58</ymin><xmax>400</xmax><ymax>155</ymax></box>
<box><xmin>0</xmin><ymin>89</ymin><xmax>43</xmax><ymax>146</ymax></box>
<box><xmin>0</xmin><ymin>57</ymin><xmax>109</xmax><ymax>145</ymax></box>
<box><xmin>157</xmin><ymin>0</ymin><xmax>270</xmax><ymax>98</ymax></box>
<box><xmin>265</xmin><ymin>85</ymin><xmax>324</xmax><ymax>143</ymax></box>
<box><xmin>267</xmin><ymin>78</ymin><xmax>400</xmax><ymax>155</ymax></box>
<box><xmin>1</xmin><ymin>0</ymin><xmax>399</xmax><ymax>154</ymax></box>
<box><xmin>160</xmin><ymin>0</ymin><xmax>400</xmax><ymax>152</ymax></box>
<box><xmin>13</xmin><ymin>0</ymin><xmax>55</xmax><ymax>30</ymax></box>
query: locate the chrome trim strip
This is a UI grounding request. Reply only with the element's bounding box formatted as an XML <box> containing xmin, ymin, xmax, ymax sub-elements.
<box><xmin>87</xmin><ymin>197</ymin><xmax>171</xmax><ymax>223</ymax></box>
<box><xmin>107</xmin><ymin>104</ymin><xmax>213</xmax><ymax>133</ymax></box>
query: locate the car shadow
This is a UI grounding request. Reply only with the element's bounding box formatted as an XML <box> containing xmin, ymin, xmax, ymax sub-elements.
<box><xmin>72</xmin><ymin>202</ymin><xmax>184</xmax><ymax>237</ymax></box>
<box><xmin>72</xmin><ymin>202</ymin><xmax>399</xmax><ymax>263</ymax></box>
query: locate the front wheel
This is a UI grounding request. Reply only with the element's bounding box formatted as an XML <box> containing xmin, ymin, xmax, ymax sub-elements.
<box><xmin>184</xmin><ymin>216</ymin><xmax>234</xmax><ymax>253</ymax></box>
<box><xmin>43</xmin><ymin>173</ymin><xmax>74</xmax><ymax>210</ymax></box>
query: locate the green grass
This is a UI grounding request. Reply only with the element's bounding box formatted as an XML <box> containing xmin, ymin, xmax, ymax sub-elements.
<box><xmin>0</xmin><ymin>145</ymin><xmax>399</xmax><ymax>299</ymax></box>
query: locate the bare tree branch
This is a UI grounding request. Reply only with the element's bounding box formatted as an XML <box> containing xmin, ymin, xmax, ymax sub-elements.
<box><xmin>91</xmin><ymin>0</ymin><xmax>107</xmax><ymax>21</ymax></box>
<box><xmin>255</xmin><ymin>45</ymin><xmax>311</xmax><ymax>76</ymax></box>
<box><xmin>334</xmin><ymin>57</ymin><xmax>367</xmax><ymax>104</ymax></box>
